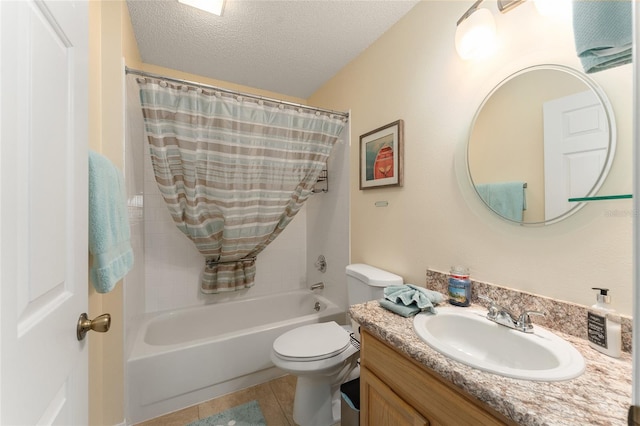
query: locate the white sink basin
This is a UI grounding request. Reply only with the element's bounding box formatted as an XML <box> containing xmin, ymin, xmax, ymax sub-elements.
<box><xmin>413</xmin><ymin>307</ymin><xmax>585</xmax><ymax>381</ymax></box>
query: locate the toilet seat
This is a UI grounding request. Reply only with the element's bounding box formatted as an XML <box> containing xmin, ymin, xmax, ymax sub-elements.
<box><xmin>273</xmin><ymin>321</ymin><xmax>350</xmax><ymax>362</ymax></box>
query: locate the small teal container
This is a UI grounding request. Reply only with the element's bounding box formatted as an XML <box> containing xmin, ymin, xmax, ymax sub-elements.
<box><xmin>448</xmin><ymin>266</ymin><xmax>471</xmax><ymax>307</ymax></box>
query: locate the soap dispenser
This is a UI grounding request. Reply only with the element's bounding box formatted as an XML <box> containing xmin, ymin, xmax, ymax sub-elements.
<box><xmin>587</xmin><ymin>287</ymin><xmax>621</xmax><ymax>358</ymax></box>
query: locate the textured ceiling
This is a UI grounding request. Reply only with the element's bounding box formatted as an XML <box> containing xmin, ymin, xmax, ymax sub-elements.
<box><xmin>126</xmin><ymin>0</ymin><xmax>420</xmax><ymax>99</ymax></box>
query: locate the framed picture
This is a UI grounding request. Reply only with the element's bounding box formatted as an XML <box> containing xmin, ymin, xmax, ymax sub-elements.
<box><xmin>359</xmin><ymin>120</ymin><xmax>404</xmax><ymax>189</ymax></box>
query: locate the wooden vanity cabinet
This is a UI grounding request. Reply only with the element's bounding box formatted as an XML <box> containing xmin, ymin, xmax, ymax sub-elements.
<box><xmin>359</xmin><ymin>330</ymin><xmax>518</xmax><ymax>426</ymax></box>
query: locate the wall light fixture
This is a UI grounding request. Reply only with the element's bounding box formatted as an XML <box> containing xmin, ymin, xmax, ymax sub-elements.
<box><xmin>532</xmin><ymin>0</ymin><xmax>572</xmax><ymax>18</ymax></box>
<box><xmin>455</xmin><ymin>1</ymin><xmax>497</xmax><ymax>60</ymax></box>
<box><xmin>497</xmin><ymin>0</ymin><xmax>526</xmax><ymax>13</ymax></box>
<box><xmin>456</xmin><ymin>0</ymin><xmax>549</xmax><ymax>60</ymax></box>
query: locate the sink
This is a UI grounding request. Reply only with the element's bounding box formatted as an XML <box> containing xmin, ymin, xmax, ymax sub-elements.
<box><xmin>413</xmin><ymin>307</ymin><xmax>585</xmax><ymax>381</ymax></box>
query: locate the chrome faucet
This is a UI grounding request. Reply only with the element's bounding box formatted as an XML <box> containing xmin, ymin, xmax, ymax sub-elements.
<box><xmin>479</xmin><ymin>295</ymin><xmax>544</xmax><ymax>333</ymax></box>
<box><xmin>310</xmin><ymin>282</ymin><xmax>324</xmax><ymax>291</ymax></box>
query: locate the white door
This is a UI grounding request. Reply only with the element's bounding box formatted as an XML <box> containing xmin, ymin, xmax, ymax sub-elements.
<box><xmin>0</xmin><ymin>1</ymin><xmax>89</xmax><ymax>424</ymax></box>
<box><xmin>543</xmin><ymin>90</ymin><xmax>609</xmax><ymax>220</ymax></box>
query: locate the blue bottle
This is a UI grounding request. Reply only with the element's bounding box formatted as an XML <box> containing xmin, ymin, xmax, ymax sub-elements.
<box><xmin>448</xmin><ymin>266</ymin><xmax>471</xmax><ymax>307</ymax></box>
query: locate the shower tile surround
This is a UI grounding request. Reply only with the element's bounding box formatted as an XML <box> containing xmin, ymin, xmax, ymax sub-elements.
<box><xmin>142</xmin><ymin>143</ymin><xmax>308</xmax><ymax>312</ymax></box>
<box><xmin>135</xmin><ymin>123</ymin><xmax>350</xmax><ymax>313</ymax></box>
<box><xmin>126</xmin><ymin>93</ymin><xmax>350</xmax><ymax>313</ymax></box>
<box><xmin>124</xmin><ymin>88</ymin><xmax>350</xmax><ymax>423</ymax></box>
<box><xmin>426</xmin><ymin>269</ymin><xmax>632</xmax><ymax>353</ymax></box>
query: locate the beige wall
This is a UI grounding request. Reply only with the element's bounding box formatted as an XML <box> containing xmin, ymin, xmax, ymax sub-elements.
<box><xmin>128</xmin><ymin>65</ymin><xmax>305</xmax><ymax>105</ymax></box>
<box><xmin>89</xmin><ymin>2</ymin><xmax>127</xmax><ymax>425</ymax></box>
<box><xmin>308</xmin><ymin>1</ymin><xmax>633</xmax><ymax>316</ymax></box>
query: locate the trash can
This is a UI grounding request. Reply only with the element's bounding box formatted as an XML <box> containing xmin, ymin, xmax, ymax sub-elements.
<box><xmin>340</xmin><ymin>377</ymin><xmax>360</xmax><ymax>426</ymax></box>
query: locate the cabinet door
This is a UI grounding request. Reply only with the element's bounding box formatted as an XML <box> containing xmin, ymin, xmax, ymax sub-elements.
<box><xmin>361</xmin><ymin>366</ymin><xmax>429</xmax><ymax>426</ymax></box>
<box><xmin>361</xmin><ymin>331</ymin><xmax>514</xmax><ymax>426</ymax></box>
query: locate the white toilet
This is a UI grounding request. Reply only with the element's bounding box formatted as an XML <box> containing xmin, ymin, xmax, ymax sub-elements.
<box><xmin>270</xmin><ymin>263</ymin><xmax>403</xmax><ymax>426</ymax></box>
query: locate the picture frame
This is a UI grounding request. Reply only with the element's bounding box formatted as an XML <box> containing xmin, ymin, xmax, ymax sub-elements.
<box><xmin>359</xmin><ymin>119</ymin><xmax>404</xmax><ymax>189</ymax></box>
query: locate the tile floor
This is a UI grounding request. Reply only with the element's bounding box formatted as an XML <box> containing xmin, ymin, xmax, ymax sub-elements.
<box><xmin>135</xmin><ymin>375</ymin><xmax>297</xmax><ymax>426</ymax></box>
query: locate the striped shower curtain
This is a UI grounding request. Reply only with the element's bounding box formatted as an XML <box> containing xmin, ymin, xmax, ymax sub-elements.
<box><xmin>137</xmin><ymin>78</ymin><xmax>346</xmax><ymax>293</ymax></box>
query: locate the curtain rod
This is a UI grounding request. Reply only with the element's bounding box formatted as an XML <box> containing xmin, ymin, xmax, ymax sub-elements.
<box><xmin>125</xmin><ymin>67</ymin><xmax>349</xmax><ymax>119</ymax></box>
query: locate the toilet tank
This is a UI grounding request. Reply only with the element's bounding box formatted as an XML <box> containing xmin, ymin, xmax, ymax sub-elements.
<box><xmin>345</xmin><ymin>264</ymin><xmax>403</xmax><ymax>306</ymax></box>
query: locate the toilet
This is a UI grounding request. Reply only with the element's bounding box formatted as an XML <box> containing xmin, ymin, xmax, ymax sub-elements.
<box><xmin>270</xmin><ymin>263</ymin><xmax>403</xmax><ymax>426</ymax></box>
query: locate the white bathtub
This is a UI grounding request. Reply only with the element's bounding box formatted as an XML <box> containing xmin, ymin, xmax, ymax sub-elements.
<box><xmin>126</xmin><ymin>289</ymin><xmax>346</xmax><ymax>424</ymax></box>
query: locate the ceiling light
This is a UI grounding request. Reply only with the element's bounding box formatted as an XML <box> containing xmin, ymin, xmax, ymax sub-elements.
<box><xmin>455</xmin><ymin>5</ymin><xmax>497</xmax><ymax>60</ymax></box>
<box><xmin>178</xmin><ymin>0</ymin><xmax>225</xmax><ymax>16</ymax></box>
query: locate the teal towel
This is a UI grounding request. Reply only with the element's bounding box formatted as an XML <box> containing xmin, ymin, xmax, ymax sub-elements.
<box><xmin>573</xmin><ymin>0</ymin><xmax>632</xmax><ymax>74</ymax></box>
<box><xmin>383</xmin><ymin>284</ymin><xmax>445</xmax><ymax>314</ymax></box>
<box><xmin>89</xmin><ymin>151</ymin><xmax>134</xmax><ymax>293</ymax></box>
<box><xmin>379</xmin><ymin>299</ymin><xmax>421</xmax><ymax>317</ymax></box>
<box><xmin>475</xmin><ymin>181</ymin><xmax>526</xmax><ymax>222</ymax></box>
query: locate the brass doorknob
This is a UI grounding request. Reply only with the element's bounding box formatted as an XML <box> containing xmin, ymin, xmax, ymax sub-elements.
<box><xmin>77</xmin><ymin>313</ymin><xmax>111</xmax><ymax>341</ymax></box>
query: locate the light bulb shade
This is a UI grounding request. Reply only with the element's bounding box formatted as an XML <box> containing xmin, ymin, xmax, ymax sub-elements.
<box><xmin>533</xmin><ymin>0</ymin><xmax>572</xmax><ymax>18</ymax></box>
<box><xmin>455</xmin><ymin>8</ymin><xmax>497</xmax><ymax>60</ymax></box>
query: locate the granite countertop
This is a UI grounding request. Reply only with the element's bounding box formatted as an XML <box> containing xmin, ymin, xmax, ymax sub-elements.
<box><xmin>349</xmin><ymin>301</ymin><xmax>632</xmax><ymax>426</ymax></box>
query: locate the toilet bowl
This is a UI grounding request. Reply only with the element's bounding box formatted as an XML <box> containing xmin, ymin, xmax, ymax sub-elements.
<box><xmin>271</xmin><ymin>264</ymin><xmax>403</xmax><ymax>426</ymax></box>
<box><xmin>271</xmin><ymin>321</ymin><xmax>359</xmax><ymax>426</ymax></box>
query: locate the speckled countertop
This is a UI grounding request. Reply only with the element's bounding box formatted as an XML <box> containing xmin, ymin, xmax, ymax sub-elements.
<box><xmin>349</xmin><ymin>301</ymin><xmax>632</xmax><ymax>426</ymax></box>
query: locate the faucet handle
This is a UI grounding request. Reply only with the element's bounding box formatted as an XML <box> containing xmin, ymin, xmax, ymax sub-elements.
<box><xmin>478</xmin><ymin>295</ymin><xmax>500</xmax><ymax>318</ymax></box>
<box><xmin>517</xmin><ymin>310</ymin><xmax>544</xmax><ymax>332</ymax></box>
<box><xmin>478</xmin><ymin>294</ymin><xmax>492</xmax><ymax>303</ymax></box>
<box><xmin>478</xmin><ymin>294</ymin><xmax>498</xmax><ymax>308</ymax></box>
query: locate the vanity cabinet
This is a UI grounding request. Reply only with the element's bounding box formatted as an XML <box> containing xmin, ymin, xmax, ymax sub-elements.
<box><xmin>359</xmin><ymin>330</ymin><xmax>517</xmax><ymax>426</ymax></box>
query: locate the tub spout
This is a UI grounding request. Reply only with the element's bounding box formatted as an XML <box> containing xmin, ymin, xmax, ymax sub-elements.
<box><xmin>310</xmin><ymin>282</ymin><xmax>324</xmax><ymax>291</ymax></box>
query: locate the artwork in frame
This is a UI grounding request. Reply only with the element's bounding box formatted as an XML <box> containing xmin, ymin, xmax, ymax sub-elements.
<box><xmin>359</xmin><ymin>120</ymin><xmax>404</xmax><ymax>189</ymax></box>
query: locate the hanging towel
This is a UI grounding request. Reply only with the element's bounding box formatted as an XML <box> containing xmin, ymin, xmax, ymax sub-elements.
<box><xmin>475</xmin><ymin>181</ymin><xmax>526</xmax><ymax>222</ymax></box>
<box><xmin>382</xmin><ymin>284</ymin><xmax>445</xmax><ymax>315</ymax></box>
<box><xmin>88</xmin><ymin>151</ymin><xmax>134</xmax><ymax>293</ymax></box>
<box><xmin>573</xmin><ymin>0</ymin><xmax>632</xmax><ymax>74</ymax></box>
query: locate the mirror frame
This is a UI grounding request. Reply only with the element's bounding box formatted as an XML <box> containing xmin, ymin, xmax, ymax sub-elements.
<box><xmin>466</xmin><ymin>64</ymin><xmax>617</xmax><ymax>226</ymax></box>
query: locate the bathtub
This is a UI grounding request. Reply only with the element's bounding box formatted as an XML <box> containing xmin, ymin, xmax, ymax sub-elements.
<box><xmin>126</xmin><ymin>289</ymin><xmax>346</xmax><ymax>423</ymax></box>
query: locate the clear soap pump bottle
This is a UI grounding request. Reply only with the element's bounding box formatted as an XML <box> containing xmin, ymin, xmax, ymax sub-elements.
<box><xmin>587</xmin><ymin>287</ymin><xmax>621</xmax><ymax>358</ymax></box>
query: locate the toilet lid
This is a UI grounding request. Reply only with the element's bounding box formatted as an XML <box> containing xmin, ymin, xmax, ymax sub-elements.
<box><xmin>273</xmin><ymin>321</ymin><xmax>350</xmax><ymax>361</ymax></box>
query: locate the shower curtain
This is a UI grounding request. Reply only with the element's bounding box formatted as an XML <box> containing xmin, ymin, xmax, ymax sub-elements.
<box><xmin>135</xmin><ymin>76</ymin><xmax>346</xmax><ymax>293</ymax></box>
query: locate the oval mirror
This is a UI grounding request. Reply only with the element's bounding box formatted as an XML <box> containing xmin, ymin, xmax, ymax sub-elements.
<box><xmin>467</xmin><ymin>65</ymin><xmax>616</xmax><ymax>225</ymax></box>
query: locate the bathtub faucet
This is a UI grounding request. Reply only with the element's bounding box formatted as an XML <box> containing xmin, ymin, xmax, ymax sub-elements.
<box><xmin>310</xmin><ymin>282</ymin><xmax>324</xmax><ymax>291</ymax></box>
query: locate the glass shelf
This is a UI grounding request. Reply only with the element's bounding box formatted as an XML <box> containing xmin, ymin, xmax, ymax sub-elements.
<box><xmin>568</xmin><ymin>194</ymin><xmax>632</xmax><ymax>202</ymax></box>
